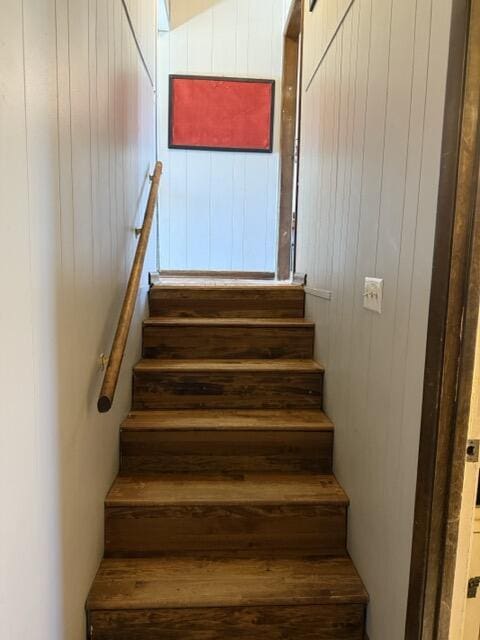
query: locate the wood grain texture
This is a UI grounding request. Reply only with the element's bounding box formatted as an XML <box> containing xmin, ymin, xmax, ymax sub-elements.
<box><xmin>149</xmin><ymin>285</ymin><xmax>305</xmax><ymax>318</ymax></box>
<box><xmin>277</xmin><ymin>31</ymin><xmax>300</xmax><ymax>280</ymax></box>
<box><xmin>133</xmin><ymin>359</ymin><xmax>324</xmax><ymax>372</ymax></box>
<box><xmin>86</xmin><ymin>556</ymin><xmax>369</xmax><ymax>610</ymax></box>
<box><xmin>106</xmin><ymin>473</ymin><xmax>348</xmax><ymax>506</ymax></box>
<box><xmin>105</xmin><ymin>474</ymin><xmax>347</xmax><ymax>557</ymax></box>
<box><xmin>143</xmin><ymin>318</ymin><xmax>315</xmax><ymax>326</ymax></box>
<box><xmin>120</xmin><ymin>426</ymin><xmax>333</xmax><ymax>473</ymax></box>
<box><xmin>132</xmin><ymin>359</ymin><xmax>324</xmax><ymax>410</ymax></box>
<box><xmin>98</xmin><ymin>161</ymin><xmax>163</xmax><ymax>413</ymax></box>
<box><xmin>105</xmin><ymin>503</ymin><xmax>347</xmax><ymax>556</ymax></box>
<box><xmin>285</xmin><ymin>0</ymin><xmax>302</xmax><ymax>39</ymax></box>
<box><xmin>121</xmin><ymin>408</ymin><xmax>333</xmax><ymax>473</ymax></box>
<box><xmin>142</xmin><ymin>319</ymin><xmax>314</xmax><ymax>359</ymax></box>
<box><xmin>89</xmin><ymin>604</ymin><xmax>366</xmax><ymax>639</ymax></box>
<box><xmin>121</xmin><ymin>408</ymin><xmax>334</xmax><ymax>430</ymax></box>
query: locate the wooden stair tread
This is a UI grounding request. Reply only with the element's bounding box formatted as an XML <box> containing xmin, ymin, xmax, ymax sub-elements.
<box><xmin>134</xmin><ymin>359</ymin><xmax>324</xmax><ymax>373</ymax></box>
<box><xmin>106</xmin><ymin>473</ymin><xmax>348</xmax><ymax>507</ymax></box>
<box><xmin>144</xmin><ymin>317</ymin><xmax>314</xmax><ymax>327</ymax></box>
<box><xmin>87</xmin><ymin>555</ymin><xmax>368</xmax><ymax>611</ymax></box>
<box><xmin>121</xmin><ymin>409</ymin><xmax>333</xmax><ymax>432</ymax></box>
<box><xmin>150</xmin><ymin>282</ymin><xmax>304</xmax><ymax>290</ymax></box>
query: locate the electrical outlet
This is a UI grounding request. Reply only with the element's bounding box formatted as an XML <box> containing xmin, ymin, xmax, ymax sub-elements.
<box><xmin>363</xmin><ymin>277</ymin><xmax>383</xmax><ymax>314</ymax></box>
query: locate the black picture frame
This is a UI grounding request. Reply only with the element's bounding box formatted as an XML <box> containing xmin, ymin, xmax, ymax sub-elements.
<box><xmin>168</xmin><ymin>74</ymin><xmax>275</xmax><ymax>154</ymax></box>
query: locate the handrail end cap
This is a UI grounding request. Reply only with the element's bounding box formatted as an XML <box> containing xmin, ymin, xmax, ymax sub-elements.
<box><xmin>97</xmin><ymin>396</ymin><xmax>112</xmax><ymax>413</ymax></box>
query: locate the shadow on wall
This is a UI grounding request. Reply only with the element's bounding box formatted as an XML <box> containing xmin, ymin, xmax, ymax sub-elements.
<box><xmin>170</xmin><ymin>0</ymin><xmax>225</xmax><ymax>29</ymax></box>
<box><xmin>51</xmin><ymin>19</ymin><xmax>154</xmax><ymax>640</ymax></box>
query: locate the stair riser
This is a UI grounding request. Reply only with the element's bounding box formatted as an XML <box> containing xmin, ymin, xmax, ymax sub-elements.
<box><xmin>142</xmin><ymin>325</ymin><xmax>314</xmax><ymax>359</ymax></box>
<box><xmin>105</xmin><ymin>504</ymin><xmax>347</xmax><ymax>557</ymax></box>
<box><xmin>120</xmin><ymin>430</ymin><xmax>333</xmax><ymax>474</ymax></box>
<box><xmin>132</xmin><ymin>371</ymin><xmax>324</xmax><ymax>410</ymax></box>
<box><xmin>89</xmin><ymin>604</ymin><xmax>366</xmax><ymax>640</ymax></box>
<box><xmin>149</xmin><ymin>289</ymin><xmax>305</xmax><ymax>318</ymax></box>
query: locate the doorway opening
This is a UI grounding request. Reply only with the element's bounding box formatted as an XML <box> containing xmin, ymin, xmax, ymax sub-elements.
<box><xmin>155</xmin><ymin>0</ymin><xmax>287</xmax><ymax>279</ymax></box>
<box><xmin>277</xmin><ymin>0</ymin><xmax>302</xmax><ymax>281</ymax></box>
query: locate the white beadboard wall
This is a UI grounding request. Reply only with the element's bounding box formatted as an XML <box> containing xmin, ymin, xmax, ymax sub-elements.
<box><xmin>157</xmin><ymin>0</ymin><xmax>285</xmax><ymax>272</ymax></box>
<box><xmin>124</xmin><ymin>0</ymin><xmax>157</xmax><ymax>78</ymax></box>
<box><xmin>0</xmin><ymin>1</ymin><xmax>156</xmax><ymax>639</ymax></box>
<box><xmin>283</xmin><ymin>0</ymin><xmax>294</xmax><ymax>26</ymax></box>
<box><xmin>296</xmin><ymin>0</ymin><xmax>453</xmax><ymax>638</ymax></box>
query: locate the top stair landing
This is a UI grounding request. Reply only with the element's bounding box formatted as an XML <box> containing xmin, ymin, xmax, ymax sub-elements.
<box><xmin>149</xmin><ymin>278</ymin><xmax>305</xmax><ymax>318</ymax></box>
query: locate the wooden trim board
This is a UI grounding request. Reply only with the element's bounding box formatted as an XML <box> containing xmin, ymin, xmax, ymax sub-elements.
<box><xmin>406</xmin><ymin>0</ymin><xmax>480</xmax><ymax>637</ymax></box>
<box><xmin>150</xmin><ymin>271</ymin><xmax>276</xmax><ymax>284</ymax></box>
<box><xmin>277</xmin><ymin>0</ymin><xmax>302</xmax><ymax>280</ymax></box>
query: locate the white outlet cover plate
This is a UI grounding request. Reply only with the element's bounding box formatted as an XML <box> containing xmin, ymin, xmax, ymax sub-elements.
<box><xmin>363</xmin><ymin>277</ymin><xmax>384</xmax><ymax>314</ymax></box>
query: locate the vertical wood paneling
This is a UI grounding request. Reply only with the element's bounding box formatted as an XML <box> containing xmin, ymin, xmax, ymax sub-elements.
<box><xmin>0</xmin><ymin>2</ymin><xmax>157</xmax><ymax>638</ymax></box>
<box><xmin>186</xmin><ymin>8</ymin><xmax>213</xmax><ymax>74</ymax></box>
<box><xmin>303</xmin><ymin>0</ymin><xmax>354</xmax><ymax>91</ymax></box>
<box><xmin>212</xmin><ymin>0</ymin><xmax>237</xmax><ymax>74</ymax></box>
<box><xmin>210</xmin><ymin>153</ymin><xmax>234</xmax><ymax>269</ymax></box>
<box><xmin>231</xmin><ymin>156</ymin><xmax>247</xmax><ymax>268</ymax></box>
<box><xmin>0</xmin><ymin>7</ymin><xmax>36</xmax><ymax>636</ymax></box>
<box><xmin>366</xmin><ymin>1</ymin><xmax>422</xmax><ymax>632</ymax></box>
<box><xmin>235</xmin><ymin>0</ymin><xmax>249</xmax><ymax>71</ymax></box>
<box><xmin>123</xmin><ymin>0</ymin><xmax>156</xmax><ymax>82</ymax></box>
<box><xmin>186</xmin><ymin>152</ymin><xmax>212</xmax><ymax>267</ymax></box>
<box><xmin>296</xmin><ymin>0</ymin><xmax>453</xmax><ymax>637</ymax></box>
<box><xmin>247</xmin><ymin>0</ymin><xmax>274</xmax><ymax>77</ymax></box>
<box><xmin>157</xmin><ymin>0</ymin><xmax>284</xmax><ymax>272</ymax></box>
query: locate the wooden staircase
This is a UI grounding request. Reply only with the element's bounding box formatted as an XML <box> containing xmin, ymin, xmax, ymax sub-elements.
<box><xmin>86</xmin><ymin>281</ymin><xmax>368</xmax><ymax>639</ymax></box>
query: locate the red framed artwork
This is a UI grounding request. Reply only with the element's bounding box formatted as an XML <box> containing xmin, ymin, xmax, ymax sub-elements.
<box><xmin>168</xmin><ymin>75</ymin><xmax>275</xmax><ymax>153</ymax></box>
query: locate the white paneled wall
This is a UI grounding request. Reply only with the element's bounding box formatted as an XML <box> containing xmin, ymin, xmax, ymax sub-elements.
<box><xmin>157</xmin><ymin>0</ymin><xmax>284</xmax><ymax>272</ymax></box>
<box><xmin>124</xmin><ymin>0</ymin><xmax>157</xmax><ymax>77</ymax></box>
<box><xmin>283</xmin><ymin>0</ymin><xmax>295</xmax><ymax>28</ymax></box>
<box><xmin>296</xmin><ymin>0</ymin><xmax>453</xmax><ymax>638</ymax></box>
<box><xmin>0</xmin><ymin>1</ymin><xmax>156</xmax><ymax>639</ymax></box>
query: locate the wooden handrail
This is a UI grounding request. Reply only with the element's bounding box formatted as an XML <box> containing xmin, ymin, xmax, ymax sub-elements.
<box><xmin>98</xmin><ymin>161</ymin><xmax>163</xmax><ymax>413</ymax></box>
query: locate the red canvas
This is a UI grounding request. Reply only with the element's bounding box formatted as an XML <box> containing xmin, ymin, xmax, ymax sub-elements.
<box><xmin>169</xmin><ymin>76</ymin><xmax>274</xmax><ymax>152</ymax></box>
